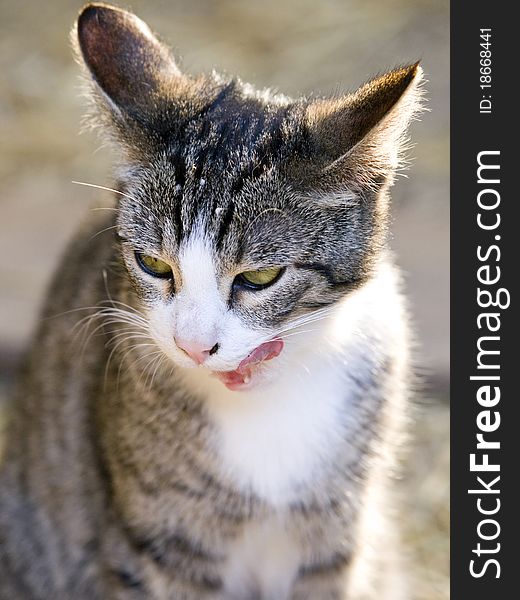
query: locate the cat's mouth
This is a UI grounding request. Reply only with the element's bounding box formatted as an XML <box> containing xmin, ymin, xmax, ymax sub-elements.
<box><xmin>211</xmin><ymin>339</ymin><xmax>284</xmax><ymax>391</ymax></box>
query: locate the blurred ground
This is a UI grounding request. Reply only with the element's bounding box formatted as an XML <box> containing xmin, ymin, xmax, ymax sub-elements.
<box><xmin>0</xmin><ymin>1</ymin><xmax>449</xmax><ymax>598</ymax></box>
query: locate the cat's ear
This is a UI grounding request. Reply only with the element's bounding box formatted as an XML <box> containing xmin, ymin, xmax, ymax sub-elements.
<box><xmin>75</xmin><ymin>3</ymin><xmax>184</xmax><ymax>123</ymax></box>
<box><xmin>304</xmin><ymin>63</ymin><xmax>423</xmax><ymax>190</ymax></box>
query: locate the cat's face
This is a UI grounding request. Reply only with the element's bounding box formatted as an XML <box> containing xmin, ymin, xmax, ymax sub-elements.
<box><xmin>114</xmin><ymin>138</ymin><xmax>370</xmax><ymax>389</ymax></box>
<box><xmin>76</xmin><ymin>4</ymin><xmax>422</xmax><ymax>390</ymax></box>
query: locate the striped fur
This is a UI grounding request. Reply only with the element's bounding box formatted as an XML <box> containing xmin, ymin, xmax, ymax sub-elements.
<box><xmin>0</xmin><ymin>4</ymin><xmax>423</xmax><ymax>599</ymax></box>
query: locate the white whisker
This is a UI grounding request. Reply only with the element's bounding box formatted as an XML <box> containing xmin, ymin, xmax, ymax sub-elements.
<box><xmin>146</xmin><ymin>352</ymin><xmax>167</xmax><ymax>392</ymax></box>
<box><xmin>88</xmin><ymin>224</ymin><xmax>119</xmax><ymax>242</ymax></box>
<box><xmin>71</xmin><ymin>180</ymin><xmax>138</xmax><ymax>203</ymax></box>
<box><xmin>261</xmin><ymin>306</ymin><xmax>336</xmax><ymax>343</ymax></box>
<box><xmin>277</xmin><ymin>328</ymin><xmax>318</xmax><ymax>340</ymax></box>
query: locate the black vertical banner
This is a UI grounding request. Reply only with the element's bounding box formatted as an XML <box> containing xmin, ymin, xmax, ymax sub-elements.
<box><xmin>451</xmin><ymin>1</ymin><xmax>519</xmax><ymax>598</ymax></box>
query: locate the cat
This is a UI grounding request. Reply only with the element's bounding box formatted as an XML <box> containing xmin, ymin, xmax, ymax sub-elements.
<box><xmin>0</xmin><ymin>3</ymin><xmax>423</xmax><ymax>599</ymax></box>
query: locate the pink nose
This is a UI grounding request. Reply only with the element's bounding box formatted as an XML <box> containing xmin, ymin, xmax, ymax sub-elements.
<box><xmin>175</xmin><ymin>338</ymin><xmax>218</xmax><ymax>365</ymax></box>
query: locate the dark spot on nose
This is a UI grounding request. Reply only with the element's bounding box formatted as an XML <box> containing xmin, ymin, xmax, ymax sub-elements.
<box><xmin>209</xmin><ymin>343</ymin><xmax>219</xmax><ymax>356</ymax></box>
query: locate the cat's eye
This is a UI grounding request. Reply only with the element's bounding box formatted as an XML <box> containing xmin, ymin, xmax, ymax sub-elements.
<box><xmin>235</xmin><ymin>267</ymin><xmax>283</xmax><ymax>290</ymax></box>
<box><xmin>135</xmin><ymin>252</ymin><xmax>173</xmax><ymax>279</ymax></box>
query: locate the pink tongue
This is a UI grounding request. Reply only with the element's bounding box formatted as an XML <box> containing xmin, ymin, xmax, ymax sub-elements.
<box><xmin>237</xmin><ymin>339</ymin><xmax>284</xmax><ymax>373</ymax></box>
<box><xmin>215</xmin><ymin>339</ymin><xmax>284</xmax><ymax>389</ymax></box>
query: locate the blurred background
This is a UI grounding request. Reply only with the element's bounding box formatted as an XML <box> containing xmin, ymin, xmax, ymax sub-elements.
<box><xmin>0</xmin><ymin>1</ymin><xmax>449</xmax><ymax>598</ymax></box>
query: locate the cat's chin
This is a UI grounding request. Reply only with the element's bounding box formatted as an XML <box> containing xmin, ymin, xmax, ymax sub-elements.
<box><xmin>210</xmin><ymin>339</ymin><xmax>284</xmax><ymax>391</ymax></box>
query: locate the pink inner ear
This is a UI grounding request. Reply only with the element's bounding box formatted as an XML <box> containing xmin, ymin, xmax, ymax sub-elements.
<box><xmin>237</xmin><ymin>339</ymin><xmax>284</xmax><ymax>374</ymax></box>
<box><xmin>77</xmin><ymin>4</ymin><xmax>179</xmax><ymax>116</ymax></box>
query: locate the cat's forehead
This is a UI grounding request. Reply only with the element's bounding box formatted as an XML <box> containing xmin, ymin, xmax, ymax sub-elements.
<box><xmin>164</xmin><ymin>81</ymin><xmax>303</xmax><ymax>188</ymax></box>
<box><xmin>117</xmin><ymin>85</ymin><xmax>310</xmax><ymax>258</ymax></box>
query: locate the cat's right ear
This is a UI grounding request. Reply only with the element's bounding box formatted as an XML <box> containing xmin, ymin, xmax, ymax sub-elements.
<box><xmin>75</xmin><ymin>3</ymin><xmax>184</xmax><ymax>124</ymax></box>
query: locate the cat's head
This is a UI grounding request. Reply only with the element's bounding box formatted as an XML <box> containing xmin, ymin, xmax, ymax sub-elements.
<box><xmin>75</xmin><ymin>4</ymin><xmax>422</xmax><ymax>390</ymax></box>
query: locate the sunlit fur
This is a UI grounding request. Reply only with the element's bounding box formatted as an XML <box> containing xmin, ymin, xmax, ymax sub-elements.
<box><xmin>0</xmin><ymin>4</ymin><xmax>424</xmax><ymax>599</ymax></box>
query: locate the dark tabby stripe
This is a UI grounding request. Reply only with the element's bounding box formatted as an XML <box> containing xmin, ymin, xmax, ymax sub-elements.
<box><xmin>215</xmin><ymin>200</ymin><xmax>235</xmax><ymax>249</ymax></box>
<box><xmin>0</xmin><ymin>555</ymin><xmax>35</xmax><ymax>599</ymax></box>
<box><xmin>170</xmin><ymin>154</ymin><xmax>187</xmax><ymax>190</ymax></box>
<box><xmin>130</xmin><ymin>531</ymin><xmax>217</xmax><ymax>566</ymax></box>
<box><xmin>295</xmin><ymin>262</ymin><xmax>365</xmax><ymax>289</ymax></box>
<box><xmin>298</xmin><ymin>552</ymin><xmax>352</xmax><ymax>578</ymax></box>
<box><xmin>112</xmin><ymin>568</ymin><xmax>145</xmax><ymax>590</ymax></box>
<box><xmin>111</xmin><ymin>452</ymin><xmax>207</xmax><ymax>500</ymax></box>
<box><xmin>300</xmin><ymin>300</ymin><xmax>336</xmax><ymax>309</ymax></box>
<box><xmin>128</xmin><ymin>531</ymin><xmax>223</xmax><ymax>592</ymax></box>
<box><xmin>200</xmin><ymin>81</ymin><xmax>237</xmax><ymax>118</ymax></box>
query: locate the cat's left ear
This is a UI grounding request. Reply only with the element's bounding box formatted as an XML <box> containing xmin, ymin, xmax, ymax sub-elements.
<box><xmin>305</xmin><ymin>63</ymin><xmax>424</xmax><ymax>190</ymax></box>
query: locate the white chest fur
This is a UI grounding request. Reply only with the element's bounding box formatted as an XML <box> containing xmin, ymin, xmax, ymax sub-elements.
<box><xmin>191</xmin><ymin>265</ymin><xmax>404</xmax><ymax>507</ymax></box>
<box><xmin>191</xmin><ymin>345</ymin><xmax>354</xmax><ymax>598</ymax></box>
<box><xmin>180</xmin><ymin>264</ymin><xmax>405</xmax><ymax>598</ymax></box>
<box><xmin>222</xmin><ymin>515</ymin><xmax>301</xmax><ymax>600</ymax></box>
<box><xmin>200</xmin><ymin>340</ymin><xmax>356</xmax><ymax>507</ymax></box>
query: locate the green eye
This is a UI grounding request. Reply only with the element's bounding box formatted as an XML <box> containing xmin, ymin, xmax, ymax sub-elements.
<box><xmin>135</xmin><ymin>252</ymin><xmax>173</xmax><ymax>278</ymax></box>
<box><xmin>237</xmin><ymin>267</ymin><xmax>283</xmax><ymax>290</ymax></box>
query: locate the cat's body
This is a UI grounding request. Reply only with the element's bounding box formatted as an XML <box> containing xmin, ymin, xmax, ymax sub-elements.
<box><xmin>0</xmin><ymin>4</ymin><xmax>422</xmax><ymax>599</ymax></box>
